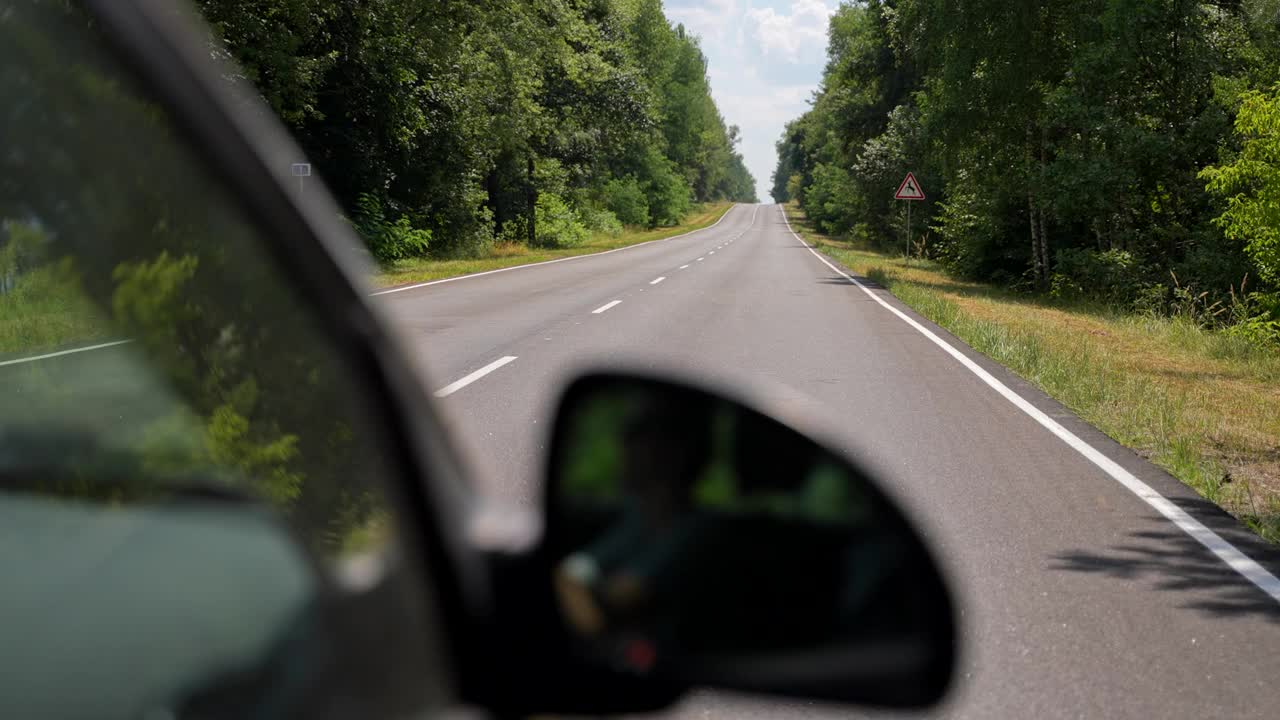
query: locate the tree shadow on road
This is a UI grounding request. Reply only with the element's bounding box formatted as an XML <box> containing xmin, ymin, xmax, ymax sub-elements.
<box><xmin>816</xmin><ymin>275</ymin><xmax>887</xmax><ymax>290</ymax></box>
<box><xmin>1049</xmin><ymin>503</ymin><xmax>1280</xmax><ymax>624</ymax></box>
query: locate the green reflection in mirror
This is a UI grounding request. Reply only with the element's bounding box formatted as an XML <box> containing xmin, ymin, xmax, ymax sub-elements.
<box><xmin>561</xmin><ymin>389</ymin><xmax>873</xmax><ymax>525</ymax></box>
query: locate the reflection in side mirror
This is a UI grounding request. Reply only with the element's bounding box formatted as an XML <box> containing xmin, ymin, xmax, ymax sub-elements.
<box><xmin>544</xmin><ymin>373</ymin><xmax>955</xmax><ymax>708</ymax></box>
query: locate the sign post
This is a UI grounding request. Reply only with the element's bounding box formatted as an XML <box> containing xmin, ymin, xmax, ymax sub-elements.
<box><xmin>894</xmin><ymin>172</ymin><xmax>926</xmax><ymax>261</ymax></box>
<box><xmin>291</xmin><ymin>163</ymin><xmax>312</xmax><ymax>199</ymax></box>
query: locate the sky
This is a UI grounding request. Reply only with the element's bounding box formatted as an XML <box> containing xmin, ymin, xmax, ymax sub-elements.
<box><xmin>664</xmin><ymin>0</ymin><xmax>836</xmax><ymax>202</ymax></box>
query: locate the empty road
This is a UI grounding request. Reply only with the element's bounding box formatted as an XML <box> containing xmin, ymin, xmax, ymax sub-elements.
<box><xmin>377</xmin><ymin>203</ymin><xmax>1280</xmax><ymax>718</ymax></box>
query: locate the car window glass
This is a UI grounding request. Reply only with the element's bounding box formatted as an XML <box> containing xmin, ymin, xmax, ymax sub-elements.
<box><xmin>2</xmin><ymin>0</ymin><xmax>398</xmax><ymax>559</ymax></box>
<box><xmin>1</xmin><ymin>3</ymin><xmax>436</xmax><ymax>717</ymax></box>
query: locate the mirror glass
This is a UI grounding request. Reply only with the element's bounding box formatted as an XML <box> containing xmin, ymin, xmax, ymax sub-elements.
<box><xmin>545</xmin><ymin>375</ymin><xmax>953</xmax><ymax>706</ymax></box>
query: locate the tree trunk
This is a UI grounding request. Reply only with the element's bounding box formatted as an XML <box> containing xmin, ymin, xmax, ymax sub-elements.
<box><xmin>526</xmin><ymin>155</ymin><xmax>536</xmax><ymax>246</ymax></box>
<box><xmin>1028</xmin><ymin>187</ymin><xmax>1043</xmax><ymax>286</ymax></box>
<box><xmin>1037</xmin><ymin>135</ymin><xmax>1051</xmax><ymax>285</ymax></box>
<box><xmin>1026</xmin><ymin>127</ymin><xmax>1044</xmax><ymax>288</ymax></box>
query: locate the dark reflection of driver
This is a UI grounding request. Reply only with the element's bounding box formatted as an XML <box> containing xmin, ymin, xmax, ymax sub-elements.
<box><xmin>555</xmin><ymin>399</ymin><xmax>712</xmax><ymax>639</ymax></box>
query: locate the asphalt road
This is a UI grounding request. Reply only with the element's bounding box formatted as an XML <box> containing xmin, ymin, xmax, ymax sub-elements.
<box><xmin>376</xmin><ymin>203</ymin><xmax>1280</xmax><ymax>718</ymax></box>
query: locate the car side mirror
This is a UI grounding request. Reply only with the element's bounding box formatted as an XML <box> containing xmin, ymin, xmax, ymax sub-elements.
<box><xmin>537</xmin><ymin>372</ymin><xmax>956</xmax><ymax>709</ymax></box>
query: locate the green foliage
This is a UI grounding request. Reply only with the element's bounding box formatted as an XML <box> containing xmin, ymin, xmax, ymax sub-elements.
<box><xmin>601</xmin><ymin>176</ymin><xmax>651</xmax><ymax>226</ymax></box>
<box><xmin>533</xmin><ymin>193</ymin><xmax>589</xmax><ymax>248</ymax></box>
<box><xmin>1</xmin><ymin>219</ymin><xmax>48</xmax><ymax>276</ymax></box>
<box><xmin>1228</xmin><ymin>307</ymin><xmax>1280</xmax><ymax>345</ymax></box>
<box><xmin>636</xmin><ymin>147</ymin><xmax>693</xmax><ymax>226</ymax></box>
<box><xmin>785</xmin><ymin>173</ymin><xmax>803</xmax><ymax>205</ymax></box>
<box><xmin>195</xmin><ymin>0</ymin><xmax>756</xmax><ymax>260</ymax></box>
<box><xmin>111</xmin><ymin>252</ymin><xmax>201</xmax><ymax>356</ymax></box>
<box><xmin>205</xmin><ymin>397</ymin><xmax>303</xmax><ymax>504</ymax></box>
<box><xmin>775</xmin><ymin>0</ymin><xmax>1280</xmax><ymax>345</ymax></box>
<box><xmin>1202</xmin><ymin>86</ymin><xmax>1280</xmax><ymax>288</ymax></box>
<box><xmin>931</xmin><ymin>177</ymin><xmax>1010</xmax><ymax>280</ymax></box>
<box><xmin>579</xmin><ymin>206</ymin><xmax>624</xmax><ymax>237</ymax></box>
<box><xmin>354</xmin><ymin>193</ymin><xmax>430</xmax><ymax>263</ymax></box>
<box><xmin>1051</xmin><ymin>249</ymin><xmax>1145</xmax><ymax>303</ymax></box>
<box><xmin>803</xmin><ymin>164</ymin><xmax>859</xmax><ymax>236</ymax></box>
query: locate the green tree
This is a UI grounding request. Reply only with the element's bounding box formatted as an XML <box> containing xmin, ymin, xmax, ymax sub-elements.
<box><xmin>195</xmin><ymin>0</ymin><xmax>756</xmax><ymax>258</ymax></box>
<box><xmin>775</xmin><ymin>0</ymin><xmax>1275</xmax><ymax>321</ymax></box>
<box><xmin>1202</xmin><ymin>86</ymin><xmax>1280</xmax><ymax>289</ymax></box>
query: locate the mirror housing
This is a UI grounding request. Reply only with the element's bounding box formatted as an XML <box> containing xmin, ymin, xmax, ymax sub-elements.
<box><xmin>529</xmin><ymin>371</ymin><xmax>956</xmax><ymax>710</ymax></box>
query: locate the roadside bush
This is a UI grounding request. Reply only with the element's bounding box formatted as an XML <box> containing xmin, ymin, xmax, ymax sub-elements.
<box><xmin>636</xmin><ymin>147</ymin><xmax>691</xmax><ymax>226</ymax></box>
<box><xmin>786</xmin><ymin>173</ymin><xmax>804</xmax><ymax>205</ymax></box>
<box><xmin>1226</xmin><ymin>287</ymin><xmax>1280</xmax><ymax>345</ymax></box>
<box><xmin>354</xmin><ymin>193</ymin><xmax>431</xmax><ymax>263</ymax></box>
<box><xmin>932</xmin><ymin>182</ymin><xmax>1005</xmax><ymax>280</ymax></box>
<box><xmin>495</xmin><ymin>216</ymin><xmax>528</xmax><ymax>246</ymax></box>
<box><xmin>1050</xmin><ymin>248</ymin><xmax>1145</xmax><ymax>303</ymax></box>
<box><xmin>579</xmin><ymin>206</ymin><xmax>623</xmax><ymax>237</ymax></box>
<box><xmin>533</xmin><ymin>193</ymin><xmax>589</xmax><ymax>248</ymax></box>
<box><xmin>1202</xmin><ymin>86</ymin><xmax>1280</xmax><ymax>289</ymax></box>
<box><xmin>601</xmin><ymin>177</ymin><xmax>650</xmax><ymax>226</ymax></box>
<box><xmin>1229</xmin><ymin>312</ymin><xmax>1280</xmax><ymax>346</ymax></box>
<box><xmin>647</xmin><ymin>176</ymin><xmax>691</xmax><ymax>227</ymax></box>
<box><xmin>804</xmin><ymin>163</ymin><xmax>859</xmax><ymax>236</ymax></box>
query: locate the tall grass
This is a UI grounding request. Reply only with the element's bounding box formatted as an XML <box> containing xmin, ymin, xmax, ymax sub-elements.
<box><xmin>0</xmin><ymin>262</ymin><xmax>109</xmax><ymax>355</ymax></box>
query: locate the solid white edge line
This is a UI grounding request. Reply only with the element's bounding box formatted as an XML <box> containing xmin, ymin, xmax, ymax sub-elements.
<box><xmin>779</xmin><ymin>205</ymin><xmax>1280</xmax><ymax>604</ymax></box>
<box><xmin>0</xmin><ymin>339</ymin><xmax>133</xmax><ymax>368</ymax></box>
<box><xmin>650</xmin><ymin>277</ymin><xmax>666</xmax><ymax>285</ymax></box>
<box><xmin>371</xmin><ymin>203</ymin><xmax>741</xmax><ymax>297</ymax></box>
<box><xmin>433</xmin><ymin>356</ymin><xmax>518</xmax><ymax>398</ymax></box>
<box><xmin>592</xmin><ymin>300</ymin><xmax>622</xmax><ymax>314</ymax></box>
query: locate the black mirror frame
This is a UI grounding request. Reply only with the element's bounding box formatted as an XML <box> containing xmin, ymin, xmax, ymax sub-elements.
<box><xmin>539</xmin><ymin>369</ymin><xmax>958</xmax><ymax>710</ymax></box>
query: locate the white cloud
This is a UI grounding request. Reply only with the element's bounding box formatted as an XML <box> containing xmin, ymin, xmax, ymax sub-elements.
<box><xmin>664</xmin><ymin>1</ymin><xmax>830</xmax><ymax>200</ymax></box>
<box><xmin>666</xmin><ymin>0</ymin><xmax>739</xmax><ymax>43</ymax></box>
<box><xmin>746</xmin><ymin>0</ymin><xmax>836</xmax><ymax>64</ymax></box>
<box><xmin>714</xmin><ymin>84</ymin><xmax>813</xmax><ymax>132</ymax></box>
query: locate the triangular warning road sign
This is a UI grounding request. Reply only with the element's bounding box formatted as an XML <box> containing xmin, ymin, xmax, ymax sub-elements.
<box><xmin>895</xmin><ymin>172</ymin><xmax>926</xmax><ymax>200</ymax></box>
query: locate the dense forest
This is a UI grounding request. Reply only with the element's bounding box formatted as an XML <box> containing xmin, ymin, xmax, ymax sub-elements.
<box><xmin>195</xmin><ymin>0</ymin><xmax>758</xmax><ymax>262</ymax></box>
<box><xmin>774</xmin><ymin>0</ymin><xmax>1280</xmax><ymax>344</ymax></box>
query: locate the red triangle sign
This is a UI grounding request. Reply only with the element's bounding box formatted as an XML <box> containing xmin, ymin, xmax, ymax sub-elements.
<box><xmin>895</xmin><ymin>172</ymin><xmax>926</xmax><ymax>200</ymax></box>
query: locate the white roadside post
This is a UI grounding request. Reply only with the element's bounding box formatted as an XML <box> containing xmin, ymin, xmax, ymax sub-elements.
<box><xmin>894</xmin><ymin>172</ymin><xmax>926</xmax><ymax>263</ymax></box>
<box><xmin>291</xmin><ymin>162</ymin><xmax>312</xmax><ymax>199</ymax></box>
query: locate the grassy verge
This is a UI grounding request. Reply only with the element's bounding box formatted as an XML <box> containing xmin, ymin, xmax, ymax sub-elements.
<box><xmin>373</xmin><ymin>202</ymin><xmax>735</xmax><ymax>288</ymax></box>
<box><xmin>0</xmin><ymin>263</ymin><xmax>109</xmax><ymax>355</ymax></box>
<box><xmin>784</xmin><ymin>203</ymin><xmax>1280</xmax><ymax>543</ymax></box>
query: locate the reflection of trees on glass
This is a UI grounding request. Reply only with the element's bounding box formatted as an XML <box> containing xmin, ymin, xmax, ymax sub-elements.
<box><xmin>0</xmin><ymin>4</ymin><xmax>390</xmax><ymax>556</ymax></box>
<box><xmin>695</xmin><ymin>409</ymin><xmax>867</xmax><ymax>525</ymax></box>
<box><xmin>559</xmin><ymin>387</ymin><xmax>872</xmax><ymax>527</ymax></box>
<box><xmin>562</xmin><ymin>394</ymin><xmax>639</xmax><ymax>502</ymax></box>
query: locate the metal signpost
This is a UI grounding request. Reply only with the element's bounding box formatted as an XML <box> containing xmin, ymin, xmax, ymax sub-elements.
<box><xmin>894</xmin><ymin>172</ymin><xmax>926</xmax><ymax>261</ymax></box>
<box><xmin>291</xmin><ymin>162</ymin><xmax>312</xmax><ymax>198</ymax></box>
